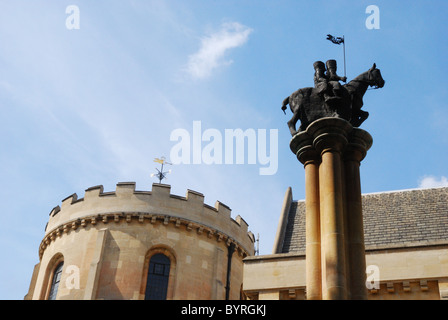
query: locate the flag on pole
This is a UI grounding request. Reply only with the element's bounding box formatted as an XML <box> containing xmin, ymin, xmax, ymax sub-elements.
<box><xmin>326</xmin><ymin>34</ymin><xmax>344</xmax><ymax>45</ymax></box>
<box><xmin>326</xmin><ymin>34</ymin><xmax>347</xmax><ymax>79</ymax></box>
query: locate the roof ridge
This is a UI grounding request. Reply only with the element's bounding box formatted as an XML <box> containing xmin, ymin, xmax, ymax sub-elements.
<box><xmin>291</xmin><ymin>185</ymin><xmax>448</xmax><ymax>202</ymax></box>
<box><xmin>361</xmin><ymin>185</ymin><xmax>448</xmax><ymax>196</ymax></box>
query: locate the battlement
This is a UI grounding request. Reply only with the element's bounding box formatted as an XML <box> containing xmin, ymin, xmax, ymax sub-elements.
<box><xmin>43</xmin><ymin>183</ymin><xmax>254</xmax><ymax>257</ymax></box>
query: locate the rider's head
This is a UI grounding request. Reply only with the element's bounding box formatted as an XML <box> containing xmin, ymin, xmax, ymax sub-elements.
<box><xmin>326</xmin><ymin>60</ymin><xmax>338</xmax><ymax>71</ymax></box>
<box><xmin>313</xmin><ymin>61</ymin><xmax>325</xmax><ymax>70</ymax></box>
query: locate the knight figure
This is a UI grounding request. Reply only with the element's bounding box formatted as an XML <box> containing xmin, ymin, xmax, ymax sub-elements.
<box><xmin>313</xmin><ymin>59</ymin><xmax>347</xmax><ymax>106</ymax></box>
<box><xmin>281</xmin><ymin>59</ymin><xmax>385</xmax><ymax>136</ymax></box>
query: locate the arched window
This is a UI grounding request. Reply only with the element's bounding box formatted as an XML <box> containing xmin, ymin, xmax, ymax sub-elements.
<box><xmin>48</xmin><ymin>262</ymin><xmax>64</xmax><ymax>300</ymax></box>
<box><xmin>145</xmin><ymin>253</ymin><xmax>170</xmax><ymax>300</ymax></box>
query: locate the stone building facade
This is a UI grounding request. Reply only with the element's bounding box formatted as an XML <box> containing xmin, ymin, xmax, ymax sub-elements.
<box><xmin>25</xmin><ymin>182</ymin><xmax>448</xmax><ymax>300</ymax></box>
<box><xmin>243</xmin><ymin>186</ymin><xmax>448</xmax><ymax>300</ymax></box>
<box><xmin>25</xmin><ymin>183</ymin><xmax>254</xmax><ymax>300</ymax></box>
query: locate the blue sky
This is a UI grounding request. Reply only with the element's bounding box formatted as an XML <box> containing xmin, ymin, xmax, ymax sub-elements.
<box><xmin>1</xmin><ymin>0</ymin><xmax>447</xmax><ymax>299</ymax></box>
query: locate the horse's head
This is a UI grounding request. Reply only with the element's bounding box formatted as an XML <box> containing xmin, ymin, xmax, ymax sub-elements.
<box><xmin>367</xmin><ymin>63</ymin><xmax>385</xmax><ymax>89</ymax></box>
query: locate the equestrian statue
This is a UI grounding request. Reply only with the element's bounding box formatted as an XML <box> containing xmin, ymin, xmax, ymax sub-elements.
<box><xmin>282</xmin><ymin>60</ymin><xmax>385</xmax><ymax>136</ymax></box>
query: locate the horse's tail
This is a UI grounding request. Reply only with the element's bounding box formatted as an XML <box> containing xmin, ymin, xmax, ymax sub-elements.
<box><xmin>281</xmin><ymin>96</ymin><xmax>289</xmax><ymax>114</ymax></box>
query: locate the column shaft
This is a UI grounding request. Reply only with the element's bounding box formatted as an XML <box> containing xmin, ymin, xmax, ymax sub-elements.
<box><xmin>319</xmin><ymin>149</ymin><xmax>347</xmax><ymax>300</ymax></box>
<box><xmin>304</xmin><ymin>159</ymin><xmax>322</xmax><ymax>300</ymax></box>
<box><xmin>344</xmin><ymin>131</ymin><xmax>371</xmax><ymax>300</ymax></box>
<box><xmin>345</xmin><ymin>158</ymin><xmax>367</xmax><ymax>299</ymax></box>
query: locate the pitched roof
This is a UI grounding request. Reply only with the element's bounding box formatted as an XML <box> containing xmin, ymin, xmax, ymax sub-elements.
<box><xmin>280</xmin><ymin>187</ymin><xmax>448</xmax><ymax>254</ymax></box>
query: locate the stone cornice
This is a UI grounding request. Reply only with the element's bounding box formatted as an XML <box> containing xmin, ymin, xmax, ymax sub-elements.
<box><xmin>39</xmin><ymin>211</ymin><xmax>253</xmax><ymax>260</ymax></box>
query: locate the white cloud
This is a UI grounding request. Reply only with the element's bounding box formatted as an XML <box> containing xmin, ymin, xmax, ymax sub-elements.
<box><xmin>418</xmin><ymin>175</ymin><xmax>448</xmax><ymax>189</ymax></box>
<box><xmin>186</xmin><ymin>22</ymin><xmax>253</xmax><ymax>79</ymax></box>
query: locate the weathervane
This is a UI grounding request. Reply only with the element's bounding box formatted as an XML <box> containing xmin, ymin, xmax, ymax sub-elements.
<box><xmin>151</xmin><ymin>156</ymin><xmax>172</xmax><ymax>184</ymax></box>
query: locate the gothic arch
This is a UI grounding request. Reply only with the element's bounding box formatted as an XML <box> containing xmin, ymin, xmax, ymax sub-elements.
<box><xmin>40</xmin><ymin>252</ymin><xmax>64</xmax><ymax>300</ymax></box>
<box><xmin>139</xmin><ymin>245</ymin><xmax>177</xmax><ymax>300</ymax></box>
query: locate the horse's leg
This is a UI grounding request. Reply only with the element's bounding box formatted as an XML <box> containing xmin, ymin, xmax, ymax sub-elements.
<box><xmin>287</xmin><ymin>108</ymin><xmax>300</xmax><ymax>136</ymax></box>
<box><xmin>351</xmin><ymin>113</ymin><xmax>360</xmax><ymax>127</ymax></box>
<box><xmin>350</xmin><ymin>95</ymin><xmax>365</xmax><ymax>127</ymax></box>
<box><xmin>358</xmin><ymin>110</ymin><xmax>369</xmax><ymax>125</ymax></box>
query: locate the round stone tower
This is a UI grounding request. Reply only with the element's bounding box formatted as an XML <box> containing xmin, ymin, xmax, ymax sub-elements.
<box><xmin>25</xmin><ymin>182</ymin><xmax>255</xmax><ymax>300</ymax></box>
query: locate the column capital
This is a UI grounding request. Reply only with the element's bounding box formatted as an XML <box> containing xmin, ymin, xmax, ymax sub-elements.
<box><xmin>344</xmin><ymin>128</ymin><xmax>373</xmax><ymax>163</ymax></box>
<box><xmin>290</xmin><ymin>131</ymin><xmax>320</xmax><ymax>165</ymax></box>
<box><xmin>307</xmin><ymin>118</ymin><xmax>353</xmax><ymax>155</ymax></box>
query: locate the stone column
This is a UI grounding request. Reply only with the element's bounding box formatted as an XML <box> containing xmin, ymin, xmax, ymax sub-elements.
<box><xmin>292</xmin><ymin>132</ymin><xmax>322</xmax><ymax>300</ymax></box>
<box><xmin>290</xmin><ymin>117</ymin><xmax>371</xmax><ymax>300</ymax></box>
<box><xmin>344</xmin><ymin>129</ymin><xmax>372</xmax><ymax>300</ymax></box>
<box><xmin>308</xmin><ymin>118</ymin><xmax>351</xmax><ymax>300</ymax></box>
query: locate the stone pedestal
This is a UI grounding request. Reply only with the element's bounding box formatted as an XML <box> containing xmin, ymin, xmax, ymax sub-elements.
<box><xmin>290</xmin><ymin>117</ymin><xmax>372</xmax><ymax>300</ymax></box>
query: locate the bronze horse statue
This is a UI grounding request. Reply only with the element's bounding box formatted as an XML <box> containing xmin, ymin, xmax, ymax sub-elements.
<box><xmin>282</xmin><ymin>63</ymin><xmax>385</xmax><ymax>136</ymax></box>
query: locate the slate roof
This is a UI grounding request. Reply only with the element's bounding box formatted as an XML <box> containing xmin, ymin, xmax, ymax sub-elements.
<box><xmin>280</xmin><ymin>187</ymin><xmax>448</xmax><ymax>254</ymax></box>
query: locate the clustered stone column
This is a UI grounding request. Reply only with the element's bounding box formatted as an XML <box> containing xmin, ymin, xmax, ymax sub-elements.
<box><xmin>290</xmin><ymin>117</ymin><xmax>372</xmax><ymax>300</ymax></box>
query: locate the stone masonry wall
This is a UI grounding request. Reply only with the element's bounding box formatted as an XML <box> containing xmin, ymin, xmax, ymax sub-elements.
<box><xmin>27</xmin><ymin>183</ymin><xmax>254</xmax><ymax>300</ymax></box>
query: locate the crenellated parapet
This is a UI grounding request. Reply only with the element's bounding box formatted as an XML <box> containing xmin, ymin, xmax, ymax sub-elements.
<box><xmin>40</xmin><ymin>183</ymin><xmax>255</xmax><ymax>259</ymax></box>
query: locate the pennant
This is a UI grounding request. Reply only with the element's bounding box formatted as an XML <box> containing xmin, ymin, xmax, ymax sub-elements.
<box><xmin>327</xmin><ymin>34</ymin><xmax>344</xmax><ymax>45</ymax></box>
